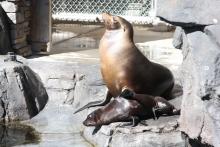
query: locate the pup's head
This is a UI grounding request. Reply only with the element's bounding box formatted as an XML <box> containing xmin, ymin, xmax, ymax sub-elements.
<box><xmin>83</xmin><ymin>109</ymin><xmax>103</xmax><ymax>126</ymax></box>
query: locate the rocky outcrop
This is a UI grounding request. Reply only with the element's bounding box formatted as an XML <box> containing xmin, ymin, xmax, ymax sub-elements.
<box><xmin>0</xmin><ymin>5</ymin><xmax>12</xmax><ymax>54</ymax></box>
<box><xmin>83</xmin><ymin>99</ymin><xmax>184</xmax><ymax>147</ymax></box>
<box><xmin>157</xmin><ymin>0</ymin><xmax>220</xmax><ymax>27</ymax></box>
<box><xmin>24</xmin><ymin>60</ymin><xmax>106</xmax><ymax>133</ymax></box>
<box><xmin>0</xmin><ymin>56</ymin><xmax>48</xmax><ymax>122</ymax></box>
<box><xmin>157</xmin><ymin>1</ymin><xmax>220</xmax><ymax>146</ymax></box>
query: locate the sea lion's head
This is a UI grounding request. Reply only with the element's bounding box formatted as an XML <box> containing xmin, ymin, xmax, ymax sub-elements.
<box><xmin>101</xmin><ymin>13</ymin><xmax>134</xmax><ymax>38</ymax></box>
<box><xmin>83</xmin><ymin>109</ymin><xmax>104</xmax><ymax>126</ymax></box>
<box><xmin>83</xmin><ymin>99</ymin><xmax>124</xmax><ymax>126</ymax></box>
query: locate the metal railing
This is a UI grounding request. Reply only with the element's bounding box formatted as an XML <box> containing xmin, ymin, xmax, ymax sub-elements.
<box><xmin>52</xmin><ymin>0</ymin><xmax>157</xmax><ymax>24</ymax></box>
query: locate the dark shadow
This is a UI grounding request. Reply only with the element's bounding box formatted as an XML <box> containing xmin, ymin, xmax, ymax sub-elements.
<box><xmin>182</xmin><ymin>132</ymin><xmax>214</xmax><ymax>147</ymax></box>
<box><xmin>0</xmin><ymin>5</ymin><xmax>13</xmax><ymax>54</ymax></box>
<box><xmin>16</xmin><ymin>65</ymin><xmax>48</xmax><ymax>118</ymax></box>
<box><xmin>171</xmin><ymin>84</ymin><xmax>183</xmax><ymax>99</ymax></box>
<box><xmin>92</xmin><ymin>125</ymin><xmax>102</xmax><ymax>135</ymax></box>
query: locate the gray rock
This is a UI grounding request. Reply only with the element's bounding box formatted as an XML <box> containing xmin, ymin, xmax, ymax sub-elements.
<box><xmin>0</xmin><ymin>57</ymin><xmax>48</xmax><ymax>122</ymax></box>
<box><xmin>23</xmin><ymin>60</ymin><xmax>104</xmax><ymax>135</ymax></box>
<box><xmin>172</xmin><ymin>27</ymin><xmax>184</xmax><ymax>49</ymax></box>
<box><xmin>157</xmin><ymin>0</ymin><xmax>220</xmax><ymax>26</ymax></box>
<box><xmin>157</xmin><ymin>1</ymin><xmax>220</xmax><ymax>146</ymax></box>
<box><xmin>204</xmin><ymin>25</ymin><xmax>220</xmax><ymax>47</ymax></box>
<box><xmin>111</xmin><ymin>131</ymin><xmax>184</xmax><ymax>147</ymax></box>
<box><xmin>179</xmin><ymin>27</ymin><xmax>220</xmax><ymax>146</ymax></box>
<box><xmin>0</xmin><ymin>5</ymin><xmax>12</xmax><ymax>54</ymax></box>
<box><xmin>7</xmin><ymin>12</ymin><xmax>25</xmax><ymax>24</ymax></box>
<box><xmin>83</xmin><ymin>114</ymin><xmax>185</xmax><ymax>147</ymax></box>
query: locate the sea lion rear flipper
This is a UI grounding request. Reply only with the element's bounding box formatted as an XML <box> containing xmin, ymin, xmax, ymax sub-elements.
<box><xmin>154</xmin><ymin>96</ymin><xmax>180</xmax><ymax>116</ymax></box>
<box><xmin>74</xmin><ymin>91</ymin><xmax>113</xmax><ymax>114</ymax></box>
<box><xmin>74</xmin><ymin>100</ymin><xmax>104</xmax><ymax>114</ymax></box>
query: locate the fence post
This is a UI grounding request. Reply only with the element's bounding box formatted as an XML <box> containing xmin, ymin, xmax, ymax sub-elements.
<box><xmin>149</xmin><ymin>0</ymin><xmax>157</xmax><ymax>18</ymax></box>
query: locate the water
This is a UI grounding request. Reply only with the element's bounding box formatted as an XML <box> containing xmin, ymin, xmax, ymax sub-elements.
<box><xmin>0</xmin><ymin>123</ymin><xmax>40</xmax><ymax>147</ymax></box>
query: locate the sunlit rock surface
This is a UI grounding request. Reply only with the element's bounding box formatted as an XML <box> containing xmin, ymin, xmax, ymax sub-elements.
<box><xmin>0</xmin><ymin>56</ymin><xmax>48</xmax><ymax>122</ymax></box>
<box><xmin>22</xmin><ymin>59</ymin><xmax>104</xmax><ymax>147</ymax></box>
<box><xmin>157</xmin><ymin>0</ymin><xmax>220</xmax><ymax>26</ymax></box>
<box><xmin>176</xmin><ymin>25</ymin><xmax>220</xmax><ymax>147</ymax></box>
<box><xmin>158</xmin><ymin>1</ymin><xmax>220</xmax><ymax>146</ymax></box>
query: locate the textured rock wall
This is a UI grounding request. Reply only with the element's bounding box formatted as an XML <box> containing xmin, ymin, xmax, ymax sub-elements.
<box><xmin>0</xmin><ymin>57</ymin><xmax>48</xmax><ymax>122</ymax></box>
<box><xmin>83</xmin><ymin>114</ymin><xmax>184</xmax><ymax>147</ymax></box>
<box><xmin>0</xmin><ymin>0</ymin><xmax>32</xmax><ymax>56</ymax></box>
<box><xmin>157</xmin><ymin>0</ymin><xmax>220</xmax><ymax>146</ymax></box>
<box><xmin>0</xmin><ymin>5</ymin><xmax>12</xmax><ymax>54</ymax></box>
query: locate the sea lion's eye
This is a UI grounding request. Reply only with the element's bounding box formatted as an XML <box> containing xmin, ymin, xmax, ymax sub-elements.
<box><xmin>88</xmin><ymin>114</ymin><xmax>92</xmax><ymax>118</ymax></box>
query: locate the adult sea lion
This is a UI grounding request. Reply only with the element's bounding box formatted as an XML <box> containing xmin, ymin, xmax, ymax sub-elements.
<box><xmin>74</xmin><ymin>13</ymin><xmax>174</xmax><ymax>114</ymax></box>
<box><xmin>83</xmin><ymin>89</ymin><xmax>179</xmax><ymax>126</ymax></box>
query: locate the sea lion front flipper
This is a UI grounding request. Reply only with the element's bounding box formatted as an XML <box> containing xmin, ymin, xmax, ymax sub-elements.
<box><xmin>120</xmin><ymin>88</ymin><xmax>135</xmax><ymax>99</ymax></box>
<box><xmin>74</xmin><ymin>90</ymin><xmax>113</xmax><ymax>114</ymax></box>
<box><xmin>131</xmin><ymin>116</ymin><xmax>140</xmax><ymax>127</ymax></box>
<box><xmin>92</xmin><ymin>125</ymin><xmax>102</xmax><ymax>135</ymax></box>
<box><xmin>118</xmin><ymin>116</ymin><xmax>140</xmax><ymax>127</ymax></box>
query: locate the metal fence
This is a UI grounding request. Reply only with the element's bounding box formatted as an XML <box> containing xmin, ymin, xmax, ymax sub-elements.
<box><xmin>52</xmin><ymin>0</ymin><xmax>157</xmax><ymax>24</ymax></box>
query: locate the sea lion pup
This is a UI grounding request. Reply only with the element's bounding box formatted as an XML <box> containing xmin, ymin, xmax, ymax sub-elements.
<box><xmin>83</xmin><ymin>90</ymin><xmax>179</xmax><ymax>127</ymax></box>
<box><xmin>83</xmin><ymin>97</ymin><xmax>147</xmax><ymax>126</ymax></box>
<box><xmin>74</xmin><ymin>13</ymin><xmax>174</xmax><ymax>114</ymax></box>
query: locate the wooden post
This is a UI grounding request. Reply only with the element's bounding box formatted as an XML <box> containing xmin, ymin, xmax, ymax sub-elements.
<box><xmin>30</xmin><ymin>0</ymin><xmax>51</xmax><ymax>52</ymax></box>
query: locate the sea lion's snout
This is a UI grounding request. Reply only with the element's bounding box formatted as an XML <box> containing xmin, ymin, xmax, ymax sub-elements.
<box><xmin>101</xmin><ymin>13</ymin><xmax>112</xmax><ymax>21</ymax></box>
<box><xmin>83</xmin><ymin>109</ymin><xmax>102</xmax><ymax>126</ymax></box>
<box><xmin>83</xmin><ymin>119</ymin><xmax>93</xmax><ymax>126</ymax></box>
<box><xmin>101</xmin><ymin>13</ymin><xmax>120</xmax><ymax>30</ymax></box>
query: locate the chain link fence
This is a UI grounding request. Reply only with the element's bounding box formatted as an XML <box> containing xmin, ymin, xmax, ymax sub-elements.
<box><xmin>52</xmin><ymin>0</ymin><xmax>157</xmax><ymax>24</ymax></box>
